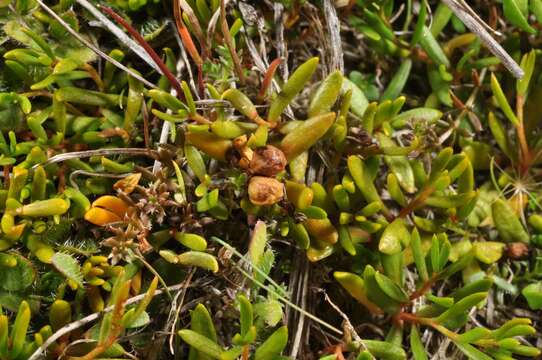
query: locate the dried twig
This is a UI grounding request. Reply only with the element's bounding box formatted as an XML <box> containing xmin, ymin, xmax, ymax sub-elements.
<box><xmin>274</xmin><ymin>2</ymin><xmax>289</xmax><ymax>81</ymax></box>
<box><xmin>322</xmin><ymin>290</ymin><xmax>362</xmax><ymax>343</ymax></box>
<box><xmin>289</xmin><ymin>256</ymin><xmax>309</xmax><ymax>358</ymax></box>
<box><xmin>32</xmin><ymin>148</ymin><xmax>155</xmax><ymax>170</ymax></box>
<box><xmin>168</xmin><ymin>268</ymin><xmax>195</xmax><ymax>354</ymax></box>
<box><xmin>28</xmin><ymin>281</ymin><xmax>196</xmax><ymax>360</ymax></box>
<box><xmin>442</xmin><ymin>0</ymin><xmax>524</xmax><ymax>79</ymax></box>
<box><xmin>323</xmin><ymin>0</ymin><xmax>344</xmax><ymax>73</ymax></box>
<box><xmin>34</xmin><ymin>0</ymin><xmax>158</xmax><ymax>89</ymax></box>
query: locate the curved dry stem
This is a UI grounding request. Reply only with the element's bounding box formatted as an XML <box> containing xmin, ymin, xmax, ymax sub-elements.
<box><xmin>28</xmin><ymin>280</ymin><xmax>196</xmax><ymax>360</ymax></box>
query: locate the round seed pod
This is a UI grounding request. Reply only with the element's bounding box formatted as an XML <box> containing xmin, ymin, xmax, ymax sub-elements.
<box><xmin>249</xmin><ymin>145</ymin><xmax>287</xmax><ymax>177</ymax></box>
<box><xmin>506</xmin><ymin>242</ymin><xmax>529</xmax><ymax>259</ymax></box>
<box><xmin>248</xmin><ymin>176</ymin><xmax>284</xmax><ymax>206</ymax></box>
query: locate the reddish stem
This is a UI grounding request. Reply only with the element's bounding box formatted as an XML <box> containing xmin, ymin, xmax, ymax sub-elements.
<box><xmin>334</xmin><ymin>345</ymin><xmax>346</xmax><ymax>360</ymax></box>
<box><xmin>322</xmin><ymin>344</ymin><xmax>346</xmax><ymax>356</ymax></box>
<box><xmin>409</xmin><ymin>273</ymin><xmax>438</xmax><ymax>301</ymax></box>
<box><xmin>398</xmin><ymin>186</ymin><xmax>434</xmax><ymax>218</ymax></box>
<box><xmin>515</xmin><ymin>96</ymin><xmax>532</xmax><ymax>175</ymax></box>
<box><xmin>241</xmin><ymin>345</ymin><xmax>249</xmax><ymax>360</ymax></box>
<box><xmin>257</xmin><ymin>57</ymin><xmax>282</xmax><ymax>103</ymax></box>
<box><xmin>450</xmin><ymin>91</ymin><xmax>465</xmax><ymax>110</ymax></box>
<box><xmin>396</xmin><ymin>312</ymin><xmax>422</xmax><ymax>324</ymax></box>
<box><xmin>100</xmin><ymin>6</ymin><xmax>183</xmax><ymax>97</ymax></box>
<box><xmin>142</xmin><ymin>101</ymin><xmax>150</xmax><ymax>148</ymax></box>
<box><xmin>3</xmin><ymin>165</ymin><xmax>10</xmax><ymax>189</ymax></box>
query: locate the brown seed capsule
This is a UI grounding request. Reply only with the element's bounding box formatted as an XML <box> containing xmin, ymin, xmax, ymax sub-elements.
<box><xmin>232</xmin><ymin>135</ymin><xmax>254</xmax><ymax>170</ymax></box>
<box><xmin>249</xmin><ymin>145</ymin><xmax>287</xmax><ymax>177</ymax></box>
<box><xmin>506</xmin><ymin>242</ymin><xmax>529</xmax><ymax>259</ymax></box>
<box><xmin>238</xmin><ymin>156</ymin><xmax>251</xmax><ymax>170</ymax></box>
<box><xmin>248</xmin><ymin>176</ymin><xmax>284</xmax><ymax>206</ymax></box>
<box><xmin>233</xmin><ymin>135</ymin><xmax>248</xmax><ymax>150</ymax></box>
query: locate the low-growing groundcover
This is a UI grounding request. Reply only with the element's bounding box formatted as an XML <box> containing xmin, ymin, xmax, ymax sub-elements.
<box><xmin>0</xmin><ymin>0</ymin><xmax>542</xmax><ymax>358</ymax></box>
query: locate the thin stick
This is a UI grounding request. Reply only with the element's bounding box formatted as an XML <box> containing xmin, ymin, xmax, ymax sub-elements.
<box><xmin>28</xmin><ymin>281</ymin><xmax>195</xmax><ymax>360</ymax></box>
<box><xmin>323</xmin><ymin>0</ymin><xmax>344</xmax><ymax>73</ymax></box>
<box><xmin>206</xmin><ymin>3</ymin><xmax>222</xmax><ymax>56</ymax></box>
<box><xmin>322</xmin><ymin>290</ymin><xmax>363</xmax><ymax>344</ymax></box>
<box><xmin>34</xmin><ymin>0</ymin><xmax>158</xmax><ymax>89</ymax></box>
<box><xmin>168</xmin><ymin>268</ymin><xmax>195</xmax><ymax>354</ymax></box>
<box><xmin>290</xmin><ymin>258</ymin><xmax>309</xmax><ymax>358</ymax></box>
<box><xmin>457</xmin><ymin>0</ymin><xmax>502</xmax><ymax>36</ymax></box>
<box><xmin>274</xmin><ymin>3</ymin><xmax>288</xmax><ymax>81</ymax></box>
<box><xmin>442</xmin><ymin>0</ymin><xmax>524</xmax><ymax>79</ymax></box>
<box><xmin>100</xmin><ymin>5</ymin><xmax>183</xmax><ymax>96</ymax></box>
<box><xmin>32</xmin><ymin>148</ymin><xmax>154</xmax><ymax>170</ymax></box>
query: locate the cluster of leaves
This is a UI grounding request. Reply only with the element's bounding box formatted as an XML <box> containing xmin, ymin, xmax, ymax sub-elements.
<box><xmin>179</xmin><ymin>295</ymin><xmax>288</xmax><ymax>360</ymax></box>
<box><xmin>0</xmin><ymin>0</ymin><xmax>541</xmax><ymax>359</ymax></box>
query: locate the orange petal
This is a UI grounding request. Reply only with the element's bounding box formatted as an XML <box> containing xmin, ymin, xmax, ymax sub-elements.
<box><xmin>84</xmin><ymin>207</ymin><xmax>122</xmax><ymax>226</ymax></box>
<box><xmin>113</xmin><ymin>173</ymin><xmax>141</xmax><ymax>194</ymax></box>
<box><xmin>92</xmin><ymin>196</ymin><xmax>129</xmax><ymax>217</ymax></box>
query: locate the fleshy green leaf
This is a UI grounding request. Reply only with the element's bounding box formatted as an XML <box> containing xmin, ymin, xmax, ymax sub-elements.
<box><xmin>379</xmin><ymin>219</ymin><xmax>409</xmax><ymax>255</ymax></box>
<box><xmin>178</xmin><ymin>329</ymin><xmax>223</xmax><ymax>359</ymax></box>
<box><xmin>522</xmin><ymin>282</ymin><xmax>542</xmax><ymax>310</ymax></box>
<box><xmin>254</xmin><ymin>326</ymin><xmax>288</xmax><ymax>360</ymax></box>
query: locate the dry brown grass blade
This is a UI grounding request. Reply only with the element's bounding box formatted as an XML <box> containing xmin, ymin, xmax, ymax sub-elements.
<box><xmin>32</xmin><ymin>148</ymin><xmax>155</xmax><ymax>170</ymax></box>
<box><xmin>323</xmin><ymin>0</ymin><xmax>344</xmax><ymax>73</ymax></box>
<box><xmin>76</xmin><ymin>0</ymin><xmax>162</xmax><ymax>74</ymax></box>
<box><xmin>220</xmin><ymin>0</ymin><xmax>246</xmax><ymax>85</ymax></box>
<box><xmin>442</xmin><ymin>0</ymin><xmax>524</xmax><ymax>79</ymax></box>
<box><xmin>100</xmin><ymin>5</ymin><xmax>183</xmax><ymax>96</ymax></box>
<box><xmin>34</xmin><ymin>0</ymin><xmax>158</xmax><ymax>89</ymax></box>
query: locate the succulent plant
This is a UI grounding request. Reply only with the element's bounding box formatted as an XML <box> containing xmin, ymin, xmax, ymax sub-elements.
<box><xmin>1</xmin><ymin>0</ymin><xmax>542</xmax><ymax>359</ymax></box>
